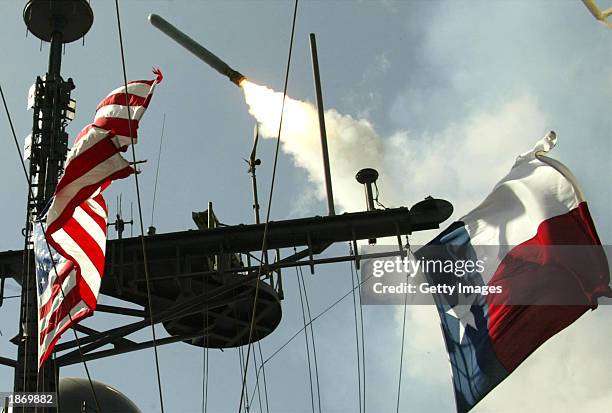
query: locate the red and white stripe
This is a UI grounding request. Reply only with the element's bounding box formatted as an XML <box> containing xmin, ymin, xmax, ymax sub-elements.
<box><xmin>47</xmin><ymin>69</ymin><xmax>163</xmax><ymax>233</ymax></box>
<box><xmin>38</xmin><ymin>194</ymin><xmax>108</xmax><ymax>367</ymax></box>
<box><xmin>93</xmin><ymin>69</ymin><xmax>163</xmax><ymax>150</ymax></box>
<box><xmin>463</xmin><ymin>132</ymin><xmax>586</xmax><ymax>284</ymax></box>
<box><xmin>46</xmin><ymin>126</ymin><xmax>132</xmax><ymax>234</ymax></box>
<box><xmin>38</xmin><ymin>70</ymin><xmax>162</xmax><ymax>367</ymax></box>
<box><xmin>461</xmin><ymin>132</ymin><xmax>611</xmax><ymax>371</ymax></box>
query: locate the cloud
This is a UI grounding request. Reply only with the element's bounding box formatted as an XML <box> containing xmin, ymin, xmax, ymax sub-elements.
<box><xmin>387</xmin><ymin>2</ymin><xmax>612</xmax><ymax>412</ymax></box>
<box><xmin>343</xmin><ymin>51</ymin><xmax>389</xmax><ymax>120</ymax></box>
<box><xmin>241</xmin><ymin>1</ymin><xmax>611</xmax><ymax>411</ymax></box>
<box><xmin>476</xmin><ymin>309</ymin><xmax>612</xmax><ymax>412</ymax></box>
<box><xmin>242</xmin><ymin>81</ymin><xmax>546</xmax><ymax>237</ymax></box>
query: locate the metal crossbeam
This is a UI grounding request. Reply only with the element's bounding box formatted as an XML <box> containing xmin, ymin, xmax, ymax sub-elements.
<box><xmin>1</xmin><ymin>204</ymin><xmax>450</xmax><ymax>368</ymax></box>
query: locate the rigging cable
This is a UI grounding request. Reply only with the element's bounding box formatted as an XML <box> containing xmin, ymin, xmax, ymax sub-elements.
<box><xmin>20</xmin><ymin>219</ymin><xmax>32</xmax><ymax>399</ymax></box>
<box><xmin>2</xmin><ymin>76</ymin><xmax>34</xmax><ymax>398</ymax></box>
<box><xmin>373</xmin><ymin>182</ymin><xmax>388</xmax><ymax>210</ymax></box>
<box><xmin>24</xmin><ymin>226</ymin><xmax>33</xmax><ymax>411</ymax></box>
<box><xmin>238</xmin><ymin>1</ymin><xmax>299</xmax><ymax>411</ymax></box>
<box><xmin>201</xmin><ymin>305</ymin><xmax>209</xmax><ymax>413</ymax></box>
<box><xmin>348</xmin><ymin>244</ymin><xmax>363</xmax><ymax>413</ymax></box>
<box><xmin>297</xmin><ymin>261</ymin><xmax>321</xmax><ymax>413</ymax></box>
<box><xmin>243</xmin><ymin>253</ymin><xmax>270</xmax><ymax>413</ymax></box>
<box><xmin>150</xmin><ymin>113</ymin><xmax>166</xmax><ymax>228</ymax></box>
<box><xmin>248</xmin><ymin>271</ymin><xmax>377</xmax><ymax>404</ymax></box>
<box><xmin>397</xmin><ymin>240</ymin><xmax>419</xmax><ymax>412</ymax></box>
<box><xmin>252</xmin><ymin>342</ymin><xmax>264</xmax><ymax>413</ymax></box>
<box><xmin>358</xmin><ymin>251</ymin><xmax>366</xmax><ymax>412</ymax></box>
<box><xmin>257</xmin><ymin>341</ymin><xmax>270</xmax><ymax>413</ymax></box>
<box><xmin>1</xmin><ymin>82</ymin><xmax>101</xmax><ymax>413</ymax></box>
<box><xmin>238</xmin><ymin>347</ymin><xmax>251</xmax><ymax>412</ymax></box>
<box><xmin>204</xmin><ymin>345</ymin><xmax>209</xmax><ymax>413</ymax></box>
<box><xmin>350</xmin><ymin>242</ymin><xmax>367</xmax><ymax>412</ymax></box>
<box><xmin>396</xmin><ymin>245</ymin><xmax>412</xmax><ymax>413</ymax></box>
<box><xmin>232</xmin><ymin>287</ymin><xmax>250</xmax><ymax>413</ymax></box>
<box><xmin>295</xmin><ymin>260</ymin><xmax>316</xmax><ymax>413</ymax></box>
<box><xmin>242</xmin><ymin>256</ymin><xmax>266</xmax><ymax>413</ymax></box>
<box><xmin>52</xmin><ymin>353</ymin><xmax>61</xmax><ymax>413</ymax></box>
<box><xmin>113</xmin><ymin>2</ymin><xmax>165</xmax><ymax>411</ymax></box>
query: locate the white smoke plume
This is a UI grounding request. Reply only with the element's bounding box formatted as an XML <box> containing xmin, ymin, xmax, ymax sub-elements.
<box><xmin>241</xmin><ymin>80</ymin><xmax>546</xmax><ymax>238</ymax></box>
<box><xmin>239</xmin><ymin>0</ymin><xmax>612</xmax><ymax>410</ymax></box>
<box><xmin>241</xmin><ymin>80</ymin><xmax>387</xmax><ymax>214</ymax></box>
<box><xmin>242</xmin><ymin>79</ymin><xmax>612</xmax><ymax>413</ymax></box>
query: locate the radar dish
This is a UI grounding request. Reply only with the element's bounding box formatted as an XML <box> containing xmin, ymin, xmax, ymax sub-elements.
<box><xmin>59</xmin><ymin>377</ymin><xmax>141</xmax><ymax>413</ymax></box>
<box><xmin>24</xmin><ymin>0</ymin><xmax>94</xmax><ymax>43</ymax></box>
<box><xmin>410</xmin><ymin>197</ymin><xmax>453</xmax><ymax>225</ymax></box>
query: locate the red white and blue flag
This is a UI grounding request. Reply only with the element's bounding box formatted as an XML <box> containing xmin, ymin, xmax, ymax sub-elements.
<box><xmin>34</xmin><ymin>193</ymin><xmax>108</xmax><ymax>367</ymax></box>
<box><xmin>35</xmin><ymin>69</ymin><xmax>162</xmax><ymax>368</ymax></box>
<box><xmin>417</xmin><ymin>132</ymin><xmax>611</xmax><ymax>412</ymax></box>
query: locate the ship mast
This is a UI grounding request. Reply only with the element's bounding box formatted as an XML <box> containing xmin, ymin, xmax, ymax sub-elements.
<box><xmin>15</xmin><ymin>0</ymin><xmax>93</xmax><ymax>405</ymax></box>
<box><xmin>0</xmin><ymin>5</ymin><xmax>457</xmax><ymax>411</ymax></box>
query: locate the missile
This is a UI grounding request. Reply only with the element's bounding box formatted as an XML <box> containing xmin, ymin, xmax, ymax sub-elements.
<box><xmin>148</xmin><ymin>13</ymin><xmax>245</xmax><ymax>86</ymax></box>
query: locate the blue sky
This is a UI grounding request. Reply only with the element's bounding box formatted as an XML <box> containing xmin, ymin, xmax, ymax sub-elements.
<box><xmin>1</xmin><ymin>1</ymin><xmax>611</xmax><ymax>412</ymax></box>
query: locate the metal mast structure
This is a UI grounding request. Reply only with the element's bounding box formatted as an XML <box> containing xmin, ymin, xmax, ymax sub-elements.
<box><xmin>14</xmin><ymin>0</ymin><xmax>93</xmax><ymax>401</ymax></box>
<box><xmin>0</xmin><ymin>6</ymin><xmax>456</xmax><ymax>411</ymax></box>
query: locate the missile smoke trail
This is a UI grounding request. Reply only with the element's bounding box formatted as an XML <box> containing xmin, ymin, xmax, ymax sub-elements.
<box><xmin>241</xmin><ymin>80</ymin><xmax>391</xmax><ymax>213</ymax></box>
<box><xmin>241</xmin><ymin>80</ymin><xmax>547</xmax><ymax>237</ymax></box>
<box><xmin>148</xmin><ymin>12</ymin><xmax>457</xmax><ymax>216</ymax></box>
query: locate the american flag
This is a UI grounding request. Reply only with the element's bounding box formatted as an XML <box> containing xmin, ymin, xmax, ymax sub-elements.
<box><xmin>36</xmin><ymin>69</ymin><xmax>162</xmax><ymax>367</ymax></box>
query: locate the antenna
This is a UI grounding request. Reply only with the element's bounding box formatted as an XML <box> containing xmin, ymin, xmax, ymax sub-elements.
<box><xmin>149</xmin><ymin>113</ymin><xmax>166</xmax><ymax>236</ymax></box>
<box><xmin>246</xmin><ymin>123</ymin><xmax>262</xmax><ymax>224</ymax></box>
<box><xmin>107</xmin><ymin>194</ymin><xmax>133</xmax><ymax>239</ymax></box>
<box><xmin>310</xmin><ymin>33</ymin><xmax>336</xmax><ymax>216</ymax></box>
<box><xmin>356</xmin><ymin>168</ymin><xmax>380</xmax><ymax>244</ymax></box>
<box><xmin>581</xmin><ymin>0</ymin><xmax>612</xmax><ymax>27</ymax></box>
<box><xmin>245</xmin><ymin>123</ymin><xmax>270</xmax><ymax>270</ymax></box>
<box><xmin>131</xmin><ymin>202</ymin><xmax>134</xmax><ymax>237</ymax></box>
<box><xmin>356</xmin><ymin>168</ymin><xmax>379</xmax><ymax>212</ymax></box>
<box><xmin>249</xmin><ymin>123</ymin><xmax>260</xmax><ymax>169</ymax></box>
<box><xmin>14</xmin><ymin>0</ymin><xmax>94</xmax><ymax>396</ymax></box>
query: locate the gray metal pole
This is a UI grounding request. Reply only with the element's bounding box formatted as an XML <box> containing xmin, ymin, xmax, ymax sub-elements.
<box><xmin>250</xmin><ymin>125</ymin><xmax>261</xmax><ymax>225</ymax></box>
<box><xmin>364</xmin><ymin>183</ymin><xmax>376</xmax><ymax>212</ymax></box>
<box><xmin>48</xmin><ymin>29</ymin><xmax>63</xmax><ymax>79</ymax></box>
<box><xmin>309</xmin><ymin>33</ymin><xmax>336</xmax><ymax>216</ymax></box>
<box><xmin>14</xmin><ymin>24</ymin><xmax>65</xmax><ymax>407</ymax></box>
<box><xmin>251</xmin><ymin>170</ymin><xmax>261</xmax><ymax>225</ymax></box>
<box><xmin>17</xmin><ymin>0</ymin><xmax>94</xmax><ymax>403</ymax></box>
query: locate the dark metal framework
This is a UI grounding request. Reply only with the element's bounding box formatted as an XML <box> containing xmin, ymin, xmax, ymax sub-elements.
<box><xmin>1</xmin><ymin>203</ymin><xmax>452</xmax><ymax>369</ymax></box>
<box><xmin>1</xmin><ymin>3</ymin><xmax>455</xmax><ymax>410</ymax></box>
<box><xmin>15</xmin><ymin>20</ymin><xmax>74</xmax><ymax>402</ymax></box>
<box><xmin>8</xmin><ymin>0</ymin><xmax>95</xmax><ymax>404</ymax></box>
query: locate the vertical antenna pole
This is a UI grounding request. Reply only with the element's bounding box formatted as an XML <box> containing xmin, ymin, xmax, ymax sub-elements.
<box><xmin>249</xmin><ymin>124</ymin><xmax>261</xmax><ymax>225</ymax></box>
<box><xmin>309</xmin><ymin>33</ymin><xmax>336</xmax><ymax>216</ymax></box>
<box><xmin>18</xmin><ymin>0</ymin><xmax>94</xmax><ymax>400</ymax></box>
<box><xmin>48</xmin><ymin>28</ymin><xmax>64</xmax><ymax>78</ymax></box>
<box><xmin>251</xmin><ymin>169</ymin><xmax>261</xmax><ymax>224</ymax></box>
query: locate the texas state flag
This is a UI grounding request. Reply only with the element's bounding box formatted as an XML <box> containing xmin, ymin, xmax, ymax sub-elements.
<box><xmin>416</xmin><ymin>132</ymin><xmax>611</xmax><ymax>412</ymax></box>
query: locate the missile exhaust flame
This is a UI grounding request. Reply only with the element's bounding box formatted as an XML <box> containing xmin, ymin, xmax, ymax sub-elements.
<box><xmin>241</xmin><ymin>80</ymin><xmax>313</xmax><ymax>139</ymax></box>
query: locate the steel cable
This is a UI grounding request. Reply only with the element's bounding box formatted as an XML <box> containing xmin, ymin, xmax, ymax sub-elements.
<box><xmin>1</xmin><ymin>82</ymin><xmax>101</xmax><ymax>413</ymax></box>
<box><xmin>238</xmin><ymin>1</ymin><xmax>299</xmax><ymax>410</ymax></box>
<box><xmin>113</xmin><ymin>2</ymin><xmax>165</xmax><ymax>411</ymax></box>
